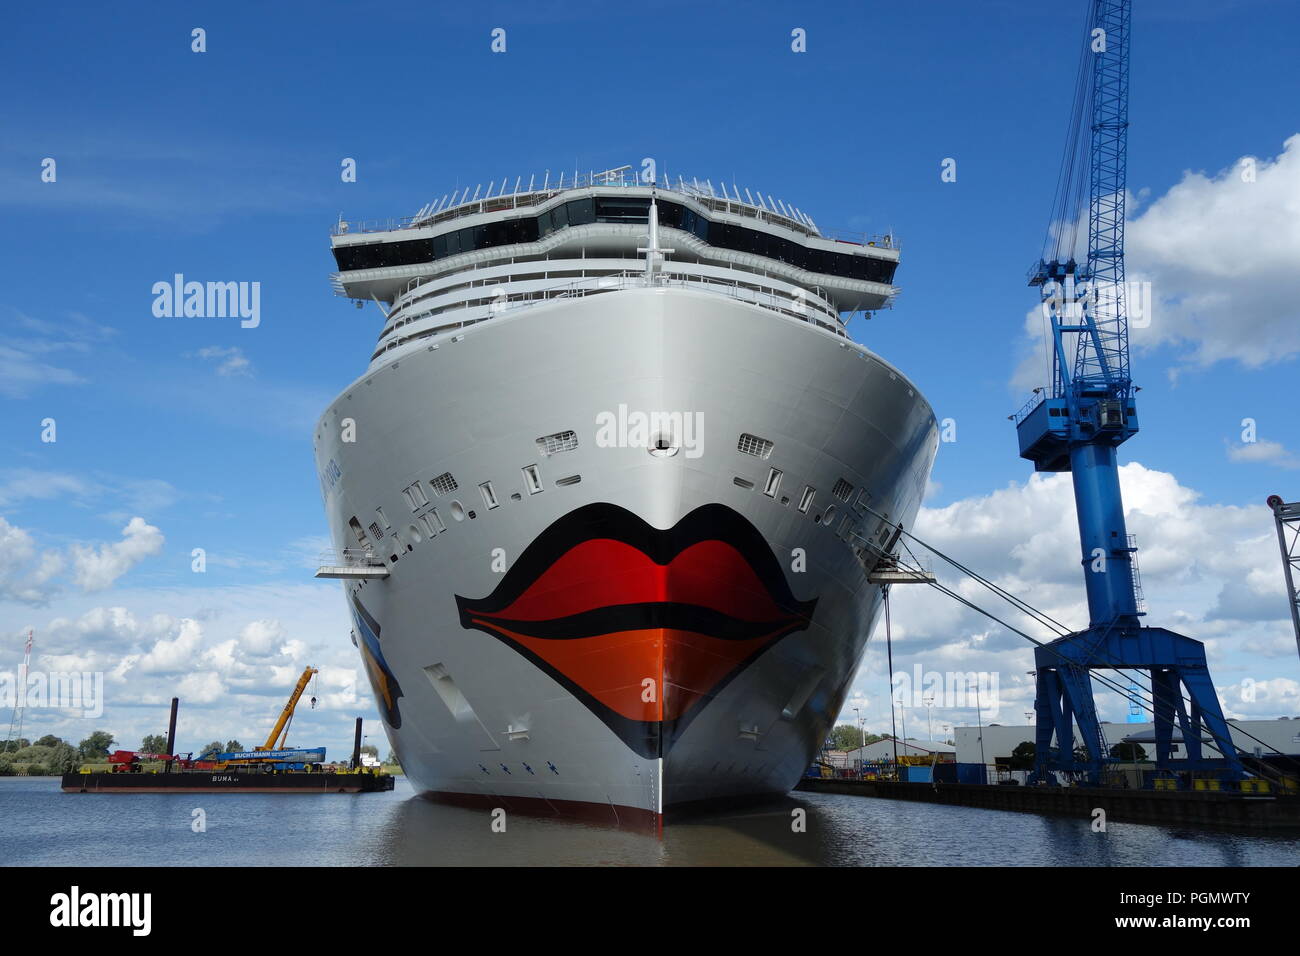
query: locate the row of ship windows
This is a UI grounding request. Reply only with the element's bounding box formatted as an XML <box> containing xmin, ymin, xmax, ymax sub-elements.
<box><xmin>385</xmin><ymin>266</ymin><xmax>840</xmax><ymax>339</ymax></box>
<box><xmin>334</xmin><ymin>196</ymin><xmax>898</xmax><ymax>285</ymax></box>
<box><xmin>348</xmin><ymin>430</ymin><xmax>580</xmax><ymax>560</ymax></box>
<box><xmin>348</xmin><ymin>427</ymin><xmax>889</xmax><ymax>561</ymax></box>
<box><xmin>736</xmin><ymin>432</ymin><xmax>891</xmax><ymax>546</ymax></box>
<box><xmin>371</xmin><ymin>272</ymin><xmax>844</xmax><ymax>362</ymax></box>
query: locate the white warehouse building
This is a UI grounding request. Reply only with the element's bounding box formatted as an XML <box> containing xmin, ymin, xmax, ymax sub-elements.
<box><xmin>954</xmin><ymin>719</ymin><xmax>1300</xmax><ymax>766</ymax></box>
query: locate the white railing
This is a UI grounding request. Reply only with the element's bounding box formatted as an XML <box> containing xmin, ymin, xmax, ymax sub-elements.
<box><xmin>318</xmin><ymin>548</ymin><xmax>383</xmax><ymax>568</ymax></box>
<box><xmin>330</xmin><ymin>165</ymin><xmax>895</xmax><ymax>249</ymax></box>
<box><xmin>368</xmin><ymin>269</ymin><xmax>849</xmax><ymax>362</ymax></box>
<box><xmin>387</xmin><ymin>262</ymin><xmax>842</xmax><ymax>331</ymax></box>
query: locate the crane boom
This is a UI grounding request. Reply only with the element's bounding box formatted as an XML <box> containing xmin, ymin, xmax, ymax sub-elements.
<box><xmin>1076</xmin><ymin>0</ymin><xmax>1132</xmax><ymax>398</ymax></box>
<box><xmin>258</xmin><ymin>666</ymin><xmax>318</xmax><ymax>751</ymax></box>
<box><xmin>1019</xmin><ymin>0</ymin><xmax>1139</xmax><ymax>629</ymax></box>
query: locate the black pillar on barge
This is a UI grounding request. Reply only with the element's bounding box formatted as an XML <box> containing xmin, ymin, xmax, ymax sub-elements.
<box><xmin>164</xmin><ymin>697</ymin><xmax>179</xmax><ymax>772</ymax></box>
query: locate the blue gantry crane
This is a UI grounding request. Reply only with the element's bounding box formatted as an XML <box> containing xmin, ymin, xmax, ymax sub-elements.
<box><xmin>1013</xmin><ymin>0</ymin><xmax>1244</xmax><ymax>784</ymax></box>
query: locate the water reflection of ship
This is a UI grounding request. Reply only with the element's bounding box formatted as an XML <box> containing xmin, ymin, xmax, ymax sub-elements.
<box><xmin>364</xmin><ymin>784</ymin><xmax>837</xmax><ymax>866</ymax></box>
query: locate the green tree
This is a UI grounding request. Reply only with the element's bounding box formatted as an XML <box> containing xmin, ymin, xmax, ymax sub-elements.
<box><xmin>1109</xmin><ymin>741</ymin><xmax>1148</xmax><ymax>761</ymax></box>
<box><xmin>199</xmin><ymin>741</ymin><xmax>224</xmax><ymax>759</ymax></box>
<box><xmin>1009</xmin><ymin>741</ymin><xmax>1036</xmax><ymax>771</ymax></box>
<box><xmin>78</xmin><ymin>731</ymin><xmax>115</xmax><ymax>760</ymax></box>
<box><xmin>360</xmin><ymin>744</ymin><xmax>379</xmax><ymax>757</ymax></box>
<box><xmin>16</xmin><ymin>745</ymin><xmax>56</xmax><ymax>765</ymax></box>
<box><xmin>48</xmin><ymin>742</ymin><xmax>79</xmax><ymax>773</ymax></box>
<box><xmin>829</xmin><ymin>724</ymin><xmax>866</xmax><ymax>751</ymax></box>
<box><xmin>224</xmin><ymin>740</ymin><xmax>243</xmax><ymax>753</ymax></box>
<box><xmin>24</xmin><ymin>763</ymin><xmax>49</xmax><ymax>776</ymax></box>
<box><xmin>141</xmin><ymin>734</ymin><xmax>168</xmax><ymax>754</ymax></box>
<box><xmin>385</xmin><ymin>750</ymin><xmax>401</xmax><ymax>767</ymax></box>
<box><xmin>1</xmin><ymin>737</ymin><xmax>31</xmax><ymax>753</ymax></box>
<box><xmin>35</xmin><ymin>734</ymin><xmax>63</xmax><ymax>748</ymax></box>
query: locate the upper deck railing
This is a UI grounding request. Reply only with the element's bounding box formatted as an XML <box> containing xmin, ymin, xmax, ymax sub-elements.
<box><xmin>331</xmin><ymin>165</ymin><xmax>898</xmax><ymax>251</ymax></box>
<box><xmin>367</xmin><ymin>267</ymin><xmax>855</xmax><ymax>364</ymax></box>
<box><xmin>1012</xmin><ymin>389</ymin><xmax>1056</xmax><ymax>426</ymax></box>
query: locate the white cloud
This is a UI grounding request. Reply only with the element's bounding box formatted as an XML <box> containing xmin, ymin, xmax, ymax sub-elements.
<box><xmin>0</xmin><ymin>309</ymin><xmax>115</xmax><ymax>397</ymax></box>
<box><xmin>0</xmin><ymin>576</ymin><xmax>365</xmax><ymax>758</ymax></box>
<box><xmin>0</xmin><ymin>470</ymin><xmax>180</xmax><ymax>524</ymax></box>
<box><xmin>192</xmin><ymin>345</ymin><xmax>252</xmax><ymax>377</ymax></box>
<box><xmin>137</xmin><ymin>618</ymin><xmax>203</xmax><ymax>674</ymax></box>
<box><xmin>0</xmin><ymin>516</ymin><xmax>65</xmax><ymax>603</ymax></box>
<box><xmin>68</xmin><ymin>517</ymin><xmax>164</xmax><ymax>591</ymax></box>
<box><xmin>176</xmin><ymin>670</ymin><xmax>226</xmax><ymax>704</ymax></box>
<box><xmin>1220</xmin><ymin>678</ymin><xmax>1300</xmax><ymax>720</ymax></box>
<box><xmin>0</xmin><ymin>345</ymin><xmax>86</xmax><ymax>397</ymax></box>
<box><xmin>1126</xmin><ymin>133</ymin><xmax>1300</xmax><ymax>368</ymax></box>
<box><xmin>1010</xmin><ymin>134</ymin><xmax>1300</xmax><ymax>391</ymax></box>
<box><xmin>0</xmin><ymin>470</ymin><xmax>99</xmax><ymax>508</ymax></box>
<box><xmin>1226</xmin><ymin>439</ymin><xmax>1300</xmax><ymax>469</ymax></box>
<box><xmin>238</xmin><ymin>618</ymin><xmax>287</xmax><ymax>656</ymax></box>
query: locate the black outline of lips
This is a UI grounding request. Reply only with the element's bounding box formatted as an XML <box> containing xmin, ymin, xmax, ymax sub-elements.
<box><xmin>455</xmin><ymin>503</ymin><xmax>817</xmax><ymax>759</ymax></box>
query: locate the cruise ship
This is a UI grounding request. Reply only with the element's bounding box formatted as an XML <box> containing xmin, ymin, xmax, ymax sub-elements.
<box><xmin>314</xmin><ymin>165</ymin><xmax>937</xmax><ymax>830</ymax></box>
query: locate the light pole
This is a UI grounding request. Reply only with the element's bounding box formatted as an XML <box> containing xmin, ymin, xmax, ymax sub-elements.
<box><xmin>852</xmin><ymin>706</ymin><xmax>865</xmax><ymax>774</ymax></box>
<box><xmin>924</xmin><ymin>695</ymin><xmax>934</xmax><ymax>742</ymax></box>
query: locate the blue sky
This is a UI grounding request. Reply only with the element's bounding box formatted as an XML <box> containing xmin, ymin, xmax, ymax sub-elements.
<box><xmin>2</xmin><ymin>0</ymin><xmax>1298</xmax><ymax>754</ymax></box>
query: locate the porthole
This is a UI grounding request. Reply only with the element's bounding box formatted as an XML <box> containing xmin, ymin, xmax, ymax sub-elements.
<box><xmin>649</xmin><ymin>432</ymin><xmax>678</xmax><ymax>458</ymax></box>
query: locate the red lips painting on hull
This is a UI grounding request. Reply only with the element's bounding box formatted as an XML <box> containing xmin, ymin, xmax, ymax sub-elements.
<box><xmin>455</xmin><ymin>503</ymin><xmax>817</xmax><ymax>759</ymax></box>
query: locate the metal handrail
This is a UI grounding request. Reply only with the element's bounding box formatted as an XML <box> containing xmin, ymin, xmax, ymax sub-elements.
<box><xmin>387</xmin><ymin>265</ymin><xmax>842</xmax><ymax>331</ymax></box>
<box><xmin>331</xmin><ymin>171</ymin><xmax>897</xmax><ymax>250</ymax></box>
<box><xmin>318</xmin><ymin>548</ymin><xmax>383</xmax><ymax>568</ymax></box>
<box><xmin>1011</xmin><ymin>391</ymin><xmax>1048</xmax><ymax>425</ymax></box>
<box><xmin>369</xmin><ymin>270</ymin><xmax>848</xmax><ymax>361</ymax></box>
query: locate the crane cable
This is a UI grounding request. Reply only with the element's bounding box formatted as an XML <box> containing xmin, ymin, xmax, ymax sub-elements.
<box><xmin>892</xmin><ymin>524</ymin><xmax>1297</xmax><ymax>776</ymax></box>
<box><xmin>858</xmin><ymin>507</ymin><xmax>1300</xmax><ymax>778</ymax></box>
<box><xmin>880</xmin><ymin>542</ymin><xmax>1296</xmax><ymax>781</ymax></box>
<box><xmin>1043</xmin><ymin>1</ymin><xmax>1097</xmax><ymax>264</ymax></box>
<box><xmin>884</xmin><ymin>587</ymin><xmax>900</xmax><ymax>777</ymax></box>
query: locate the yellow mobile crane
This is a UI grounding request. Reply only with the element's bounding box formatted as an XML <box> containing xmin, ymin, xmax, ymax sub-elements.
<box><xmin>210</xmin><ymin>666</ymin><xmax>321</xmax><ymax>770</ymax></box>
<box><xmin>257</xmin><ymin>666</ymin><xmax>319</xmax><ymax>752</ymax></box>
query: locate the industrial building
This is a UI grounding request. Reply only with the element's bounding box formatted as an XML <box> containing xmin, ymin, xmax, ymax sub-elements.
<box><xmin>844</xmin><ymin>739</ymin><xmax>955</xmax><ymax>765</ymax></box>
<box><xmin>954</xmin><ymin>719</ymin><xmax>1300</xmax><ymax>775</ymax></box>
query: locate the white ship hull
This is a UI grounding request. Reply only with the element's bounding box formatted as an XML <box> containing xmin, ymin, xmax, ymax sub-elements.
<box><xmin>315</xmin><ymin>287</ymin><xmax>936</xmax><ymax>829</ymax></box>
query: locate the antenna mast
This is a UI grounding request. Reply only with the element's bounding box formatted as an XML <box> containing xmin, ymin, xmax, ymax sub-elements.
<box><xmin>4</xmin><ymin>630</ymin><xmax>33</xmax><ymax>753</ymax></box>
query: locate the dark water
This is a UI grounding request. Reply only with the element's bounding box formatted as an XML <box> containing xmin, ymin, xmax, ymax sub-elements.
<box><xmin>1</xmin><ymin>777</ymin><xmax>1295</xmax><ymax>866</ymax></box>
